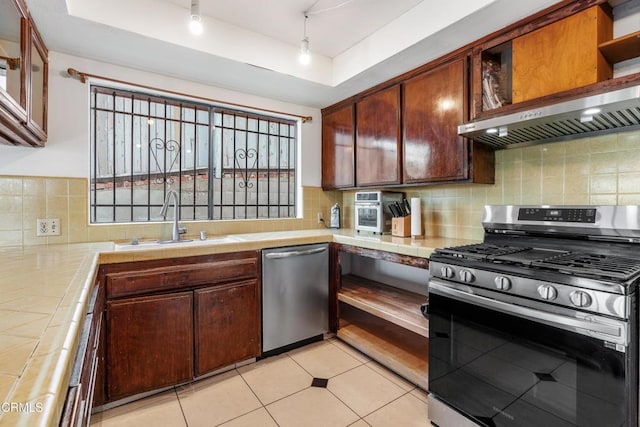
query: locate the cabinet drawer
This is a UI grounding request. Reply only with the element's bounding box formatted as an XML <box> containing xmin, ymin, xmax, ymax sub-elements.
<box><xmin>106</xmin><ymin>257</ymin><xmax>259</xmax><ymax>298</ymax></box>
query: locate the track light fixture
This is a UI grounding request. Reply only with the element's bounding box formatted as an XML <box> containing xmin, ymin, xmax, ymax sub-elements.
<box><xmin>299</xmin><ymin>13</ymin><xmax>311</xmax><ymax>65</ymax></box>
<box><xmin>189</xmin><ymin>0</ymin><xmax>203</xmax><ymax>35</ymax></box>
<box><xmin>296</xmin><ymin>1</ymin><xmax>360</xmax><ymax>64</ymax></box>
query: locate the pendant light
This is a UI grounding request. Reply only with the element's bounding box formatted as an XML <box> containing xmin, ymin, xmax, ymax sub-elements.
<box><xmin>189</xmin><ymin>0</ymin><xmax>203</xmax><ymax>35</ymax></box>
<box><xmin>299</xmin><ymin>13</ymin><xmax>311</xmax><ymax>65</ymax></box>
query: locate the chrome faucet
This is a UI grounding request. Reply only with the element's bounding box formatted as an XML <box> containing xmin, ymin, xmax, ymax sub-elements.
<box><xmin>159</xmin><ymin>190</ymin><xmax>187</xmax><ymax>242</ymax></box>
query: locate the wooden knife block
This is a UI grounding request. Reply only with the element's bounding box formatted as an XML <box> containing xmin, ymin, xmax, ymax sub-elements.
<box><xmin>392</xmin><ymin>216</ymin><xmax>411</xmax><ymax>237</ymax></box>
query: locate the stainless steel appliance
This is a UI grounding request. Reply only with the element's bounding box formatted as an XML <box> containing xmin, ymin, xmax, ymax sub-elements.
<box><xmin>262</xmin><ymin>243</ymin><xmax>329</xmax><ymax>353</ymax></box>
<box><xmin>428</xmin><ymin>205</ymin><xmax>640</xmax><ymax>427</ymax></box>
<box><xmin>458</xmin><ymin>84</ymin><xmax>640</xmax><ymax>149</ymax></box>
<box><xmin>354</xmin><ymin>191</ymin><xmax>404</xmax><ymax>234</ymax></box>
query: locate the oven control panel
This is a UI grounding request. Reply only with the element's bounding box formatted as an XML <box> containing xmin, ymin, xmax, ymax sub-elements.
<box><xmin>518</xmin><ymin>207</ymin><xmax>597</xmax><ymax>223</ymax></box>
<box><xmin>429</xmin><ymin>260</ymin><xmax>628</xmax><ymax>319</ymax></box>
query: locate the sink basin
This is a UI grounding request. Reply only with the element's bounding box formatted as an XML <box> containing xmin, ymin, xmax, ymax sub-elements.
<box><xmin>114</xmin><ymin>236</ymin><xmax>241</xmax><ymax>251</ymax></box>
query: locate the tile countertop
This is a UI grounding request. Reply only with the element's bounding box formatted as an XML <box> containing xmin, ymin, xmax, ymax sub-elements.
<box><xmin>0</xmin><ymin>229</ymin><xmax>476</xmax><ymax>426</ymax></box>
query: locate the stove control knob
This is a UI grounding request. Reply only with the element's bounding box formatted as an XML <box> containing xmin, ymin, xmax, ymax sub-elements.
<box><xmin>537</xmin><ymin>284</ymin><xmax>558</xmax><ymax>301</ymax></box>
<box><xmin>569</xmin><ymin>290</ymin><xmax>592</xmax><ymax>308</ymax></box>
<box><xmin>494</xmin><ymin>276</ymin><xmax>512</xmax><ymax>291</ymax></box>
<box><xmin>459</xmin><ymin>269</ymin><xmax>475</xmax><ymax>283</ymax></box>
<box><xmin>440</xmin><ymin>266</ymin><xmax>455</xmax><ymax>279</ymax></box>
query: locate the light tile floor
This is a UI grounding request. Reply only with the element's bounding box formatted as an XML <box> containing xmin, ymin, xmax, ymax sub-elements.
<box><xmin>90</xmin><ymin>339</ymin><xmax>431</xmax><ymax>427</ymax></box>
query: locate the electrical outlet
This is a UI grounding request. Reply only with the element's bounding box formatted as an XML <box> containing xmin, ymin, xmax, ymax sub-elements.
<box><xmin>317</xmin><ymin>212</ymin><xmax>324</xmax><ymax>224</ymax></box>
<box><xmin>36</xmin><ymin>218</ymin><xmax>61</xmax><ymax>236</ymax></box>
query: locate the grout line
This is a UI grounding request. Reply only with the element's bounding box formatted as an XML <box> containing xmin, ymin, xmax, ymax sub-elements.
<box><xmin>288</xmin><ymin>347</ymin><xmax>363</xmax><ymax>381</ymax></box>
<box><xmin>253</xmin><ymin>349</ymin><xmax>363</xmax><ymax>419</ymax></box>
<box><xmin>325</xmin><ymin>366</ymin><xmax>413</xmax><ymax>420</ymax></box>
<box><xmin>172</xmin><ymin>387</ymin><xmax>190</xmax><ymax>427</ymax></box>
<box><xmin>327</xmin><ymin>338</ymin><xmax>371</xmax><ymax>364</ymax></box>
<box><xmin>252</xmin><ymin>354</ymin><xmax>313</xmax><ymax>406</ymax></box>
<box><xmin>363</xmin><ymin>360</ymin><xmax>418</xmax><ymax>393</ymax></box>
<box><xmin>209</xmin><ymin>368</ymin><xmax>266</xmax><ymax>426</ymax></box>
<box><xmin>315</xmin><ymin>360</ymin><xmax>405</xmax><ymax>420</ymax></box>
<box><xmin>232</xmin><ymin>362</ymin><xmax>283</xmax><ymax>426</ymax></box>
<box><xmin>261</xmin><ymin>384</ymin><xmax>312</xmax><ymax>407</ymax></box>
<box><xmin>359</xmin><ymin>389</ymin><xmax>416</xmax><ymax>420</ymax></box>
<box><xmin>262</xmin><ymin>405</ymin><xmax>282</xmax><ymax>427</ymax></box>
<box><xmin>237</xmin><ymin>366</ymin><xmax>268</xmax><ymax>407</ymax></box>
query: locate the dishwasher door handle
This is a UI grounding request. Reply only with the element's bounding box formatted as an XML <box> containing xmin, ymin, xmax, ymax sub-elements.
<box><xmin>264</xmin><ymin>246</ymin><xmax>327</xmax><ymax>259</ymax></box>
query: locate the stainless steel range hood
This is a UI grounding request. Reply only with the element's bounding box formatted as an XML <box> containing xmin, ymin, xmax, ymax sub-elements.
<box><xmin>458</xmin><ymin>85</ymin><xmax>640</xmax><ymax>149</ymax></box>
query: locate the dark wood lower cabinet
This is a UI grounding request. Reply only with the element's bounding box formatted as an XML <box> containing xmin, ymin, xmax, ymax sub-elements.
<box><xmin>96</xmin><ymin>251</ymin><xmax>261</xmax><ymax>405</ymax></box>
<box><xmin>195</xmin><ymin>279</ymin><xmax>260</xmax><ymax>376</ymax></box>
<box><xmin>106</xmin><ymin>292</ymin><xmax>194</xmax><ymax>400</ymax></box>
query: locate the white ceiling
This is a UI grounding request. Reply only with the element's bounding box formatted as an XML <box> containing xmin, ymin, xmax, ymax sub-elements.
<box><xmin>165</xmin><ymin>0</ymin><xmax>425</xmax><ymax>58</ymax></box>
<box><xmin>24</xmin><ymin>0</ymin><xmax>563</xmax><ymax>108</ymax></box>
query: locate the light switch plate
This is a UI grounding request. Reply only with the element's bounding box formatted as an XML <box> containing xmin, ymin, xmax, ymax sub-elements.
<box><xmin>36</xmin><ymin>218</ymin><xmax>61</xmax><ymax>236</ymax></box>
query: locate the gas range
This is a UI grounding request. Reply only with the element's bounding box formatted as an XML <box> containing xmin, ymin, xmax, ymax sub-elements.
<box><xmin>429</xmin><ymin>206</ymin><xmax>640</xmax><ymax>320</ymax></box>
<box><xmin>427</xmin><ymin>205</ymin><xmax>640</xmax><ymax>427</ymax></box>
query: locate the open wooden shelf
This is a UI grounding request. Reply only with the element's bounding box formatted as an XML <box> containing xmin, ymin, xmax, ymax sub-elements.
<box><xmin>338</xmin><ymin>304</ymin><xmax>428</xmax><ymax>390</ymax></box>
<box><xmin>338</xmin><ymin>274</ymin><xmax>428</xmax><ymax>338</ymax></box>
<box><xmin>600</xmin><ymin>31</ymin><xmax>640</xmax><ymax>64</ymax></box>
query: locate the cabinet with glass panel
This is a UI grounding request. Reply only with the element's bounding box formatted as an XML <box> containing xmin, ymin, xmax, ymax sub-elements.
<box><xmin>0</xmin><ymin>0</ymin><xmax>47</xmax><ymax>147</ymax></box>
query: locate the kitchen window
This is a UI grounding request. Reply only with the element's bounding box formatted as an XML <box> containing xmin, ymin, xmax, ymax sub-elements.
<box><xmin>90</xmin><ymin>86</ymin><xmax>297</xmax><ymax>223</ymax></box>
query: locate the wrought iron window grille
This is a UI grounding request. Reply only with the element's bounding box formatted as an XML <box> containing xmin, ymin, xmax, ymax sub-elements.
<box><xmin>90</xmin><ymin>85</ymin><xmax>297</xmax><ymax>223</ymax></box>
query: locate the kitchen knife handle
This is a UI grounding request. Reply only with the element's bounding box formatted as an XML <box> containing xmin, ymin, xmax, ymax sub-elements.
<box><xmin>394</xmin><ymin>201</ymin><xmax>405</xmax><ymax>217</ymax></box>
<box><xmin>403</xmin><ymin>199</ymin><xmax>411</xmax><ymax>215</ymax></box>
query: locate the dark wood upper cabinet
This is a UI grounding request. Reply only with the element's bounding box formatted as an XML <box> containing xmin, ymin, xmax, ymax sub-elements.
<box><xmin>356</xmin><ymin>85</ymin><xmax>402</xmax><ymax>187</ymax></box>
<box><xmin>321</xmin><ymin>58</ymin><xmax>493</xmax><ymax>188</ymax></box>
<box><xmin>322</xmin><ymin>104</ymin><xmax>355</xmax><ymax>189</ymax></box>
<box><xmin>0</xmin><ymin>0</ymin><xmax>47</xmax><ymax>147</ymax></box>
<box><xmin>403</xmin><ymin>58</ymin><xmax>468</xmax><ymax>183</ymax></box>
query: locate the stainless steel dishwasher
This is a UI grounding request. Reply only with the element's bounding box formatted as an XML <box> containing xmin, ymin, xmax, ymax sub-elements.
<box><xmin>262</xmin><ymin>243</ymin><xmax>329</xmax><ymax>354</ymax></box>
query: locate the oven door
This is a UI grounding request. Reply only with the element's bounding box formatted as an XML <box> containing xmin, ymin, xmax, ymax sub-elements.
<box><xmin>428</xmin><ymin>279</ymin><xmax>637</xmax><ymax>427</ymax></box>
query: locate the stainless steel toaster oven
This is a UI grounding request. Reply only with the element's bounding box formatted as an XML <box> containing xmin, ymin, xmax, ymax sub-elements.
<box><xmin>354</xmin><ymin>191</ymin><xmax>403</xmax><ymax>234</ymax></box>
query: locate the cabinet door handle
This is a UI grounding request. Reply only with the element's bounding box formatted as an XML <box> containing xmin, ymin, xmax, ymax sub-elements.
<box><xmin>264</xmin><ymin>247</ymin><xmax>327</xmax><ymax>259</ymax></box>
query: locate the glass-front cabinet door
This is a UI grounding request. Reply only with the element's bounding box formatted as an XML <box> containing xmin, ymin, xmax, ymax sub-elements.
<box><xmin>0</xmin><ymin>0</ymin><xmax>47</xmax><ymax>146</ymax></box>
<box><xmin>0</xmin><ymin>0</ymin><xmax>26</xmax><ymax>117</ymax></box>
<box><xmin>27</xmin><ymin>29</ymin><xmax>47</xmax><ymax>137</ymax></box>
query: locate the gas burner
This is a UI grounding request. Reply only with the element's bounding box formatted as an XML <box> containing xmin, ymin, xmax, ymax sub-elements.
<box><xmin>532</xmin><ymin>252</ymin><xmax>640</xmax><ymax>281</ymax></box>
<box><xmin>436</xmin><ymin>243</ymin><xmax>529</xmax><ymax>261</ymax></box>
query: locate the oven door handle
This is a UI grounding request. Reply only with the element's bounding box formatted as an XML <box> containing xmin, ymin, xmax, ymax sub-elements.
<box><xmin>429</xmin><ymin>279</ymin><xmax>628</xmax><ymax>347</ymax></box>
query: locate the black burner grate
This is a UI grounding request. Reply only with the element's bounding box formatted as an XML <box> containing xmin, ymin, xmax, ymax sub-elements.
<box><xmin>437</xmin><ymin>244</ymin><xmax>529</xmax><ymax>261</ymax></box>
<box><xmin>532</xmin><ymin>253</ymin><xmax>640</xmax><ymax>281</ymax></box>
